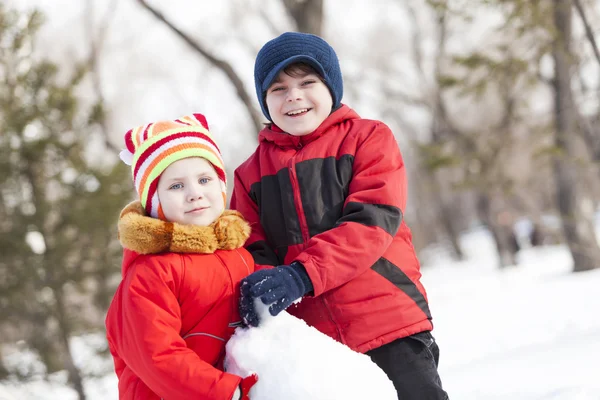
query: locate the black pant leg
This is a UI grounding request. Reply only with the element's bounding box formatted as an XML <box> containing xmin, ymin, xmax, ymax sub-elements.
<box><xmin>366</xmin><ymin>332</ymin><xmax>449</xmax><ymax>400</ymax></box>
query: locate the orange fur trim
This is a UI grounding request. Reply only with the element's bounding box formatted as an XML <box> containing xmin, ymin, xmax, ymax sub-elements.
<box><xmin>118</xmin><ymin>201</ymin><xmax>250</xmax><ymax>254</ymax></box>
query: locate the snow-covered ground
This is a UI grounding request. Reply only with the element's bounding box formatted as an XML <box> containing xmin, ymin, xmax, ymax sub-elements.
<box><xmin>1</xmin><ymin>228</ymin><xmax>599</xmax><ymax>400</ymax></box>
<box><xmin>424</xmin><ymin>228</ymin><xmax>600</xmax><ymax>400</ymax></box>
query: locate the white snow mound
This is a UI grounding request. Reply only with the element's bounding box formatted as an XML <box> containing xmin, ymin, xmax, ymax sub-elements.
<box><xmin>225</xmin><ymin>302</ymin><xmax>397</xmax><ymax>400</ymax></box>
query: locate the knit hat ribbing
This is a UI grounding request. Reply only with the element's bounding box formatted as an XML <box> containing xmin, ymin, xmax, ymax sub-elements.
<box><xmin>254</xmin><ymin>32</ymin><xmax>343</xmax><ymax>121</ymax></box>
<box><xmin>119</xmin><ymin>113</ymin><xmax>226</xmax><ymax>220</ymax></box>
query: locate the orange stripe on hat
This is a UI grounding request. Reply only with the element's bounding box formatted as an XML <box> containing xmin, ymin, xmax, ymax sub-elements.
<box><xmin>137</xmin><ymin>142</ymin><xmax>222</xmax><ymax>201</ymax></box>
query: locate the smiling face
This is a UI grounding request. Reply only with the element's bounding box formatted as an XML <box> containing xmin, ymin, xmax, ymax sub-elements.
<box><xmin>157</xmin><ymin>157</ymin><xmax>225</xmax><ymax>226</ymax></box>
<box><xmin>265</xmin><ymin>65</ymin><xmax>334</xmax><ymax>137</ymax></box>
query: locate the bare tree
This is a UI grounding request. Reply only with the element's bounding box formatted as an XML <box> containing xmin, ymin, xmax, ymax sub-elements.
<box><xmin>425</xmin><ymin>2</ymin><xmax>466</xmax><ymax>260</ymax></box>
<box><xmin>134</xmin><ymin>0</ymin><xmax>326</xmax><ymax>137</ymax></box>
<box><xmin>573</xmin><ymin>0</ymin><xmax>600</xmax><ymax>68</ymax></box>
<box><xmin>573</xmin><ymin>0</ymin><xmax>600</xmax><ymax>164</ymax></box>
<box><xmin>136</xmin><ymin>0</ymin><xmax>263</xmax><ymax>134</ymax></box>
<box><xmin>391</xmin><ymin>0</ymin><xmax>470</xmax><ymax>260</ymax></box>
<box><xmin>551</xmin><ymin>0</ymin><xmax>600</xmax><ymax>272</ymax></box>
<box><xmin>281</xmin><ymin>0</ymin><xmax>323</xmax><ymax>35</ymax></box>
<box><xmin>85</xmin><ymin>0</ymin><xmax>120</xmax><ymax>154</ymax></box>
<box><xmin>408</xmin><ymin>0</ymin><xmax>550</xmax><ymax>266</ymax></box>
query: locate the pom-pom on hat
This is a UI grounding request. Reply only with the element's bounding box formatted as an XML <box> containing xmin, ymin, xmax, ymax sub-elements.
<box><xmin>254</xmin><ymin>32</ymin><xmax>343</xmax><ymax>121</ymax></box>
<box><xmin>119</xmin><ymin>113</ymin><xmax>226</xmax><ymax>220</ymax></box>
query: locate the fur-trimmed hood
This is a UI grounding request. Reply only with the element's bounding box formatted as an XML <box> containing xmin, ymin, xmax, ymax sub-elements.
<box><xmin>118</xmin><ymin>201</ymin><xmax>250</xmax><ymax>255</ymax></box>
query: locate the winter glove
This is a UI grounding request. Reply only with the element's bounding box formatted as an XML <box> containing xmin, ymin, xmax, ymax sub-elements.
<box><xmin>239</xmin><ymin>262</ymin><xmax>313</xmax><ymax>327</ymax></box>
<box><xmin>231</xmin><ymin>374</ymin><xmax>258</xmax><ymax>400</ymax></box>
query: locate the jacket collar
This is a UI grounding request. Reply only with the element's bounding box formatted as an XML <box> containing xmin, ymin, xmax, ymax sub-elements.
<box><xmin>118</xmin><ymin>201</ymin><xmax>250</xmax><ymax>255</ymax></box>
<box><xmin>258</xmin><ymin>104</ymin><xmax>359</xmax><ymax>149</ymax></box>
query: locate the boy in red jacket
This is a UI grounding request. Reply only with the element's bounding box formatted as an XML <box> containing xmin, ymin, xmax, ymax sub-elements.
<box><xmin>231</xmin><ymin>32</ymin><xmax>448</xmax><ymax>399</ymax></box>
<box><xmin>105</xmin><ymin>113</ymin><xmax>257</xmax><ymax>400</ymax></box>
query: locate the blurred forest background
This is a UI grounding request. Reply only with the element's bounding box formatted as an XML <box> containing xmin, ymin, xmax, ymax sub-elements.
<box><xmin>0</xmin><ymin>0</ymin><xmax>599</xmax><ymax>398</ymax></box>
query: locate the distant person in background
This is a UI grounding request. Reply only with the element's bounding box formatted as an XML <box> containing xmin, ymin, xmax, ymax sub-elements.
<box><xmin>105</xmin><ymin>113</ymin><xmax>257</xmax><ymax>400</ymax></box>
<box><xmin>231</xmin><ymin>32</ymin><xmax>448</xmax><ymax>400</ymax></box>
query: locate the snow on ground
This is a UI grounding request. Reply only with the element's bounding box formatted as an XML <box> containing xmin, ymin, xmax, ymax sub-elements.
<box><xmin>1</xmin><ymin>228</ymin><xmax>599</xmax><ymax>399</ymax></box>
<box><xmin>423</xmin><ymin>228</ymin><xmax>600</xmax><ymax>400</ymax></box>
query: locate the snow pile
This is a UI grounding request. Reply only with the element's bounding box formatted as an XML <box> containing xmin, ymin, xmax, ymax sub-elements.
<box><xmin>225</xmin><ymin>303</ymin><xmax>396</xmax><ymax>400</ymax></box>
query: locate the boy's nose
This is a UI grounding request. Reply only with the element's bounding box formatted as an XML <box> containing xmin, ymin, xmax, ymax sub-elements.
<box><xmin>286</xmin><ymin>87</ymin><xmax>302</xmax><ymax>101</ymax></box>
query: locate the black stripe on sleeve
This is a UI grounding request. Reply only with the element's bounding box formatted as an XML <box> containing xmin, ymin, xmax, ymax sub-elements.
<box><xmin>371</xmin><ymin>257</ymin><xmax>432</xmax><ymax>320</ymax></box>
<box><xmin>337</xmin><ymin>202</ymin><xmax>402</xmax><ymax>236</ymax></box>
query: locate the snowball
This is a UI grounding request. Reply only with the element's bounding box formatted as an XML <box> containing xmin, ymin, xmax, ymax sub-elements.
<box><xmin>225</xmin><ymin>301</ymin><xmax>396</xmax><ymax>400</ymax></box>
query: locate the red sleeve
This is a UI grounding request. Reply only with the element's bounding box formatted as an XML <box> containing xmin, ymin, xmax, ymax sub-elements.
<box><xmin>231</xmin><ymin>166</ymin><xmax>279</xmax><ymax>269</ymax></box>
<box><xmin>108</xmin><ymin>257</ymin><xmax>240</xmax><ymax>400</ymax></box>
<box><xmin>294</xmin><ymin>123</ymin><xmax>405</xmax><ymax>296</ymax></box>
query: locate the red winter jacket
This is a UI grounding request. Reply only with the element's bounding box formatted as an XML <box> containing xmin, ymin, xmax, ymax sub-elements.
<box><xmin>105</xmin><ymin>202</ymin><xmax>254</xmax><ymax>400</ymax></box>
<box><xmin>231</xmin><ymin>105</ymin><xmax>433</xmax><ymax>353</ymax></box>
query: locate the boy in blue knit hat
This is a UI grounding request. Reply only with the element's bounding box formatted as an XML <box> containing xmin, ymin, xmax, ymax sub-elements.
<box><xmin>231</xmin><ymin>31</ymin><xmax>448</xmax><ymax>400</ymax></box>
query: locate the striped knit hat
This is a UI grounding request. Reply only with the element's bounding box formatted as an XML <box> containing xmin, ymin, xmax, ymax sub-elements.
<box><xmin>119</xmin><ymin>113</ymin><xmax>226</xmax><ymax>220</ymax></box>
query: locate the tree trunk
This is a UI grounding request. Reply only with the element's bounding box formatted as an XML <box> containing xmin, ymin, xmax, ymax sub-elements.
<box><xmin>431</xmin><ymin>172</ymin><xmax>465</xmax><ymax>260</ymax></box>
<box><xmin>410</xmin><ymin>164</ymin><xmax>464</xmax><ymax>260</ymax></box>
<box><xmin>427</xmin><ymin>4</ymin><xmax>464</xmax><ymax>261</ymax></box>
<box><xmin>439</xmin><ymin>199</ymin><xmax>465</xmax><ymax>260</ymax></box>
<box><xmin>54</xmin><ymin>289</ymin><xmax>86</xmax><ymax>400</ymax></box>
<box><xmin>476</xmin><ymin>193</ymin><xmax>517</xmax><ymax>268</ymax></box>
<box><xmin>552</xmin><ymin>0</ymin><xmax>600</xmax><ymax>272</ymax></box>
<box><xmin>282</xmin><ymin>0</ymin><xmax>323</xmax><ymax>35</ymax></box>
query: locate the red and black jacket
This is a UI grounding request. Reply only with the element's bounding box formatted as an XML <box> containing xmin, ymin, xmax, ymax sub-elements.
<box><xmin>231</xmin><ymin>105</ymin><xmax>433</xmax><ymax>353</ymax></box>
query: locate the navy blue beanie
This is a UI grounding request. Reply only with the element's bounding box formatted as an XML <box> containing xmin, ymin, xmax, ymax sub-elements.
<box><xmin>254</xmin><ymin>32</ymin><xmax>343</xmax><ymax>121</ymax></box>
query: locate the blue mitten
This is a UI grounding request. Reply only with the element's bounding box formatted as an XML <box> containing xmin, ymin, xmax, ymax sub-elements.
<box><xmin>239</xmin><ymin>262</ymin><xmax>313</xmax><ymax>327</ymax></box>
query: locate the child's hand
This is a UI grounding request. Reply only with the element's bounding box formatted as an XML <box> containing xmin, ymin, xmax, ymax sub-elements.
<box><xmin>239</xmin><ymin>262</ymin><xmax>313</xmax><ymax>326</ymax></box>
